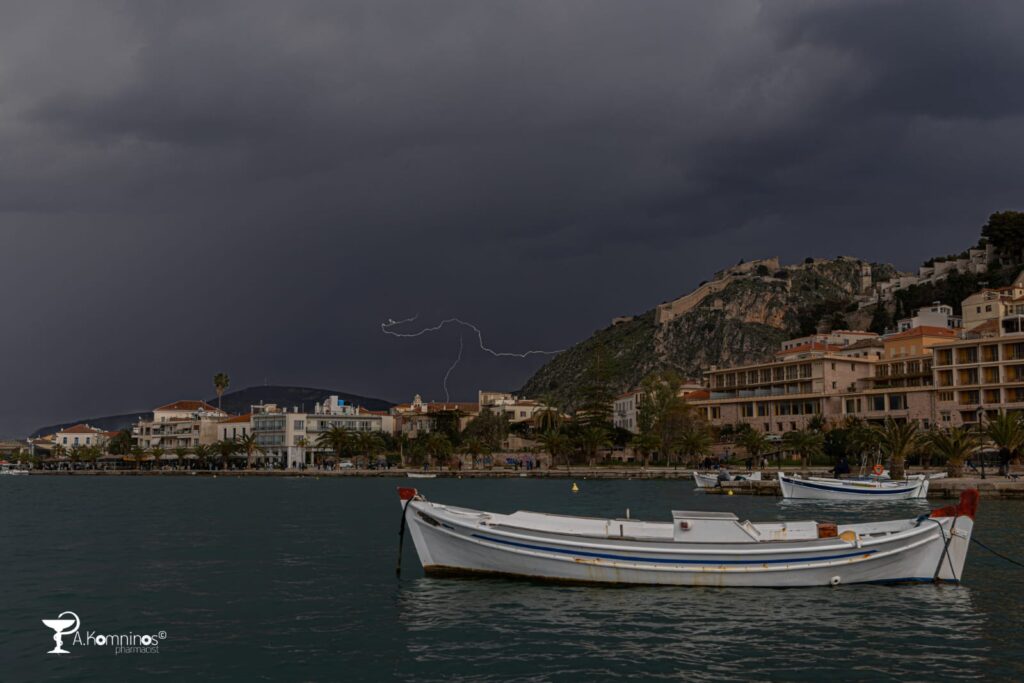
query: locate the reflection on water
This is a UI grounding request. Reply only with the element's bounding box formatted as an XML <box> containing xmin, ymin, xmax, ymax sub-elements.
<box><xmin>398</xmin><ymin>578</ymin><xmax>986</xmax><ymax>681</ymax></box>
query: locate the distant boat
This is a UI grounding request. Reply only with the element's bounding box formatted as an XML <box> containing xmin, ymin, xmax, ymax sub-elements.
<box><xmin>779</xmin><ymin>473</ymin><xmax>931</xmax><ymax>500</ymax></box>
<box><xmin>395</xmin><ymin>486</ymin><xmax>979</xmax><ymax>587</ymax></box>
<box><xmin>407</xmin><ymin>472</ymin><xmax>438</xmax><ymax>479</ymax></box>
<box><xmin>693</xmin><ymin>471</ymin><xmax>762</xmax><ymax>489</ymax></box>
<box><xmin>0</xmin><ymin>464</ymin><xmax>28</xmax><ymax>476</ymax></box>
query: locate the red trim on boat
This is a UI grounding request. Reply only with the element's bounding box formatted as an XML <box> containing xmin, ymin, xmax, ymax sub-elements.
<box><xmin>398</xmin><ymin>487</ymin><xmax>418</xmax><ymax>501</ymax></box>
<box><xmin>930</xmin><ymin>488</ymin><xmax>979</xmax><ymax>520</ymax></box>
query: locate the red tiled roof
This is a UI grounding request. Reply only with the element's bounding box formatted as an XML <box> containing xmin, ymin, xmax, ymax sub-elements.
<box><xmin>102</xmin><ymin>431</ymin><xmax>121</xmax><ymax>438</ymax></box>
<box><xmin>686</xmin><ymin>389</ymin><xmax>711</xmax><ymax>400</ymax></box>
<box><xmin>885</xmin><ymin>326</ymin><xmax>956</xmax><ymax>341</ymax></box>
<box><xmin>59</xmin><ymin>424</ymin><xmax>101</xmax><ymax>434</ymax></box>
<box><xmin>222</xmin><ymin>413</ymin><xmax>252</xmax><ymax>424</ymax></box>
<box><xmin>616</xmin><ymin>390</ymin><xmax>641</xmax><ymax>399</ymax></box>
<box><xmin>358</xmin><ymin>407</ymin><xmax>389</xmax><ymax>416</ymax></box>
<box><xmin>155</xmin><ymin>400</ymin><xmax>223</xmax><ymax>413</ymax></box>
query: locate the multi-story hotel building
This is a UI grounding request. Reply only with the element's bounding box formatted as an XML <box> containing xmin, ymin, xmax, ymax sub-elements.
<box><xmin>931</xmin><ymin>320</ymin><xmax>1024</xmax><ymax>426</ymax></box>
<box><xmin>135</xmin><ymin>400</ymin><xmax>228</xmax><ymax>450</ymax></box>
<box><xmin>839</xmin><ymin>326</ymin><xmax>956</xmax><ymax>428</ymax></box>
<box><xmin>253</xmin><ymin>396</ymin><xmax>394</xmax><ymax>467</ymax></box>
<box><xmin>613</xmin><ymin>381</ymin><xmax>706</xmax><ymax>434</ymax></box>
<box><xmin>692</xmin><ymin>347</ymin><xmax>877</xmax><ymax>434</ymax></box>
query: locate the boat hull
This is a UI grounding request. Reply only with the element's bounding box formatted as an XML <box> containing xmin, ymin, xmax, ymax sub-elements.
<box><xmin>779</xmin><ymin>474</ymin><xmax>929</xmax><ymax>501</ymax></box>
<box><xmin>399</xmin><ymin>492</ymin><xmax>975</xmax><ymax>588</ymax></box>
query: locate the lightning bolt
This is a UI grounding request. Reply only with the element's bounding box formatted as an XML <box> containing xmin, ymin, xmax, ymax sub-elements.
<box><xmin>381</xmin><ymin>315</ymin><xmax>564</xmax><ymax>400</ymax></box>
<box><xmin>441</xmin><ymin>334</ymin><xmax>464</xmax><ymax>402</ymax></box>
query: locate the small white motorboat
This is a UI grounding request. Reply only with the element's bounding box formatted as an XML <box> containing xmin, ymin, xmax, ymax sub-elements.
<box><xmin>407</xmin><ymin>472</ymin><xmax>438</xmax><ymax>479</ymax></box>
<box><xmin>0</xmin><ymin>464</ymin><xmax>28</xmax><ymax>476</ymax></box>
<box><xmin>779</xmin><ymin>473</ymin><xmax>933</xmax><ymax>500</ymax></box>
<box><xmin>396</xmin><ymin>487</ymin><xmax>978</xmax><ymax>587</ymax></box>
<box><xmin>693</xmin><ymin>470</ymin><xmax>762</xmax><ymax>489</ymax></box>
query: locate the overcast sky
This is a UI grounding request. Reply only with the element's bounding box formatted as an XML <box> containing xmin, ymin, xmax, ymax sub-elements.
<box><xmin>3</xmin><ymin>1</ymin><xmax>1023</xmax><ymax>436</ymax></box>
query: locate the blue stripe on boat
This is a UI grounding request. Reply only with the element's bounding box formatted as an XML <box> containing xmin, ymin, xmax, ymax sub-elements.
<box><xmin>784</xmin><ymin>477</ymin><xmax>917</xmax><ymax>495</ymax></box>
<box><xmin>469</xmin><ymin>533</ymin><xmax>877</xmax><ymax>565</ymax></box>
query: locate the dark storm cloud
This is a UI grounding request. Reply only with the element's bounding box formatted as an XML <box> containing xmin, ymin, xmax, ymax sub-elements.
<box><xmin>2</xmin><ymin>1</ymin><xmax>1023</xmax><ymax>435</ymax></box>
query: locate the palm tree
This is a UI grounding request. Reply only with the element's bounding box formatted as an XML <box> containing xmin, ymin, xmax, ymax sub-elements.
<box><xmin>534</xmin><ymin>397</ymin><xmax>563</xmax><ymax>434</ymax></box>
<box><xmin>576</xmin><ymin>425</ymin><xmax>611</xmax><ymax>465</ymax></box>
<box><xmin>460</xmin><ymin>436</ymin><xmax>487</xmax><ymax>469</ymax></box>
<box><xmin>151</xmin><ymin>446</ymin><xmax>165</xmax><ymax>470</ymax></box>
<box><xmin>316</xmin><ymin>426</ymin><xmax>352</xmax><ymax>468</ymax></box>
<box><xmin>678</xmin><ymin>425</ymin><xmax>714</xmax><ymax>467</ymax></box>
<box><xmin>214</xmin><ymin>439</ymin><xmax>237</xmax><ymax>470</ymax></box>
<box><xmin>872</xmin><ymin>418</ymin><xmax>920</xmax><ymax>480</ymax></box>
<box><xmin>632</xmin><ymin>431</ymin><xmax>660</xmax><ymax>468</ymax></box>
<box><xmin>538</xmin><ymin>430</ymin><xmax>572</xmax><ymax>471</ymax></box>
<box><xmin>925</xmin><ymin>426</ymin><xmax>979</xmax><ymax>478</ymax></box>
<box><xmin>356</xmin><ymin>431</ymin><xmax>383</xmax><ymax>468</ymax></box>
<box><xmin>237</xmin><ymin>433</ymin><xmax>263</xmax><ymax>469</ymax></box>
<box><xmin>985</xmin><ymin>412</ymin><xmax>1024</xmax><ymax>463</ymax></box>
<box><xmin>174</xmin><ymin>447</ymin><xmax>189</xmax><ymax>470</ymax></box>
<box><xmin>736</xmin><ymin>429</ymin><xmax>770</xmax><ymax>468</ymax></box>
<box><xmin>193</xmin><ymin>444</ymin><xmax>212</xmax><ymax>470</ymax></box>
<box><xmin>425</xmin><ymin>432</ymin><xmax>453</xmax><ymax>469</ymax></box>
<box><xmin>213</xmin><ymin>372</ymin><xmax>231</xmax><ymax>410</ymax></box>
<box><xmin>782</xmin><ymin>429</ymin><xmax>824</xmax><ymax>471</ymax></box>
<box><xmin>129</xmin><ymin>445</ymin><xmax>145</xmax><ymax>470</ymax></box>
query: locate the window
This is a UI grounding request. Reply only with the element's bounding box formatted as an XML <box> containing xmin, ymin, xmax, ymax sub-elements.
<box><xmin>294</xmin><ymin>420</ymin><xmax>304</xmax><ymax>430</ymax></box>
<box><xmin>938</xmin><ymin>391</ymin><xmax>954</xmax><ymax>402</ymax></box>
<box><xmin>889</xmin><ymin>394</ymin><xmax>907</xmax><ymax>410</ymax></box>
<box><xmin>871</xmin><ymin>396</ymin><xmax>886</xmax><ymax>411</ymax></box>
<box><xmin>831</xmin><ymin>381</ymin><xmax>837</xmax><ymax>389</ymax></box>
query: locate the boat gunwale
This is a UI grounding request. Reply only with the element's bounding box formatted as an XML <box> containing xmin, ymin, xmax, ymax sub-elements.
<box><xmin>408</xmin><ymin>500</ymin><xmax>944</xmax><ymax>556</ymax></box>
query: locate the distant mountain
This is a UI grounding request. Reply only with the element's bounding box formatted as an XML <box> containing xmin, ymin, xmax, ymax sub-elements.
<box><xmin>29</xmin><ymin>385</ymin><xmax>393</xmax><ymax>438</ymax></box>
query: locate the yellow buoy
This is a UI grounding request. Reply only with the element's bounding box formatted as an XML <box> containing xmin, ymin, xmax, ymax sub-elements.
<box><xmin>571</xmin><ymin>482</ymin><xmax>579</xmax><ymax>493</ymax></box>
<box><xmin>727</xmin><ymin>490</ymin><xmax>734</xmax><ymax>496</ymax></box>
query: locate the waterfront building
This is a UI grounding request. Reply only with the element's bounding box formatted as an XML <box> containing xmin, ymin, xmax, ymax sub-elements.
<box><xmin>217</xmin><ymin>413</ymin><xmax>252</xmax><ymax>442</ymax></box>
<box><xmin>477</xmin><ymin>391</ymin><xmax>545</xmax><ymax>423</ymax></box>
<box><xmin>691</xmin><ymin>345</ymin><xmax>877</xmax><ymax>433</ymax></box>
<box><xmin>54</xmin><ymin>423</ymin><xmax>107</xmax><ymax>449</ymax></box>
<box><xmin>840</xmin><ymin>326</ymin><xmax>957</xmax><ymax>428</ymax></box>
<box><xmin>252</xmin><ymin>396</ymin><xmax>394</xmax><ymax>468</ymax></box>
<box><xmin>391</xmin><ymin>394</ymin><xmax>478</xmax><ymax>438</ymax></box>
<box><xmin>134</xmin><ymin>400</ymin><xmax>228</xmax><ymax>450</ymax></box>
<box><xmin>931</xmin><ymin>324</ymin><xmax>1024</xmax><ymax>426</ymax></box>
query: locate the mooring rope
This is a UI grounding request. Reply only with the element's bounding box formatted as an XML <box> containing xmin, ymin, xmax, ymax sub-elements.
<box><xmin>396</xmin><ymin>496</ymin><xmax>414</xmax><ymax>578</ymax></box>
<box><xmin>971</xmin><ymin>536</ymin><xmax>1024</xmax><ymax>570</ymax></box>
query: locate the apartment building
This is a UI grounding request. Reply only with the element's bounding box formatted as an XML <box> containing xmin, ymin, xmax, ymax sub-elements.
<box><xmin>896</xmin><ymin>303</ymin><xmax>961</xmax><ymax>333</ymax></box>
<box><xmin>391</xmin><ymin>394</ymin><xmax>478</xmax><ymax>437</ymax></box>
<box><xmin>253</xmin><ymin>396</ymin><xmax>395</xmax><ymax>467</ymax></box>
<box><xmin>54</xmin><ymin>424</ymin><xmax>111</xmax><ymax>449</ymax></box>
<box><xmin>478</xmin><ymin>391</ymin><xmax>545</xmax><ymax>423</ymax></box>
<box><xmin>840</xmin><ymin>326</ymin><xmax>956</xmax><ymax>427</ymax></box>
<box><xmin>218</xmin><ymin>413</ymin><xmax>252</xmax><ymax>442</ymax></box>
<box><xmin>135</xmin><ymin>400</ymin><xmax>228</xmax><ymax>450</ymax></box>
<box><xmin>961</xmin><ymin>272</ymin><xmax>1024</xmax><ymax>330</ymax></box>
<box><xmin>692</xmin><ymin>350</ymin><xmax>876</xmax><ymax>433</ymax></box>
<box><xmin>932</xmin><ymin>326</ymin><xmax>1024</xmax><ymax>425</ymax></box>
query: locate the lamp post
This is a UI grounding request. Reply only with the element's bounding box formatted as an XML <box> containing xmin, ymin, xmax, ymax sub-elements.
<box><xmin>976</xmin><ymin>407</ymin><xmax>987</xmax><ymax>480</ymax></box>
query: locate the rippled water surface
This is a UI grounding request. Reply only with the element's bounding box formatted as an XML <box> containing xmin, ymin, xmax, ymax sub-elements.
<box><xmin>2</xmin><ymin>477</ymin><xmax>1023</xmax><ymax>681</ymax></box>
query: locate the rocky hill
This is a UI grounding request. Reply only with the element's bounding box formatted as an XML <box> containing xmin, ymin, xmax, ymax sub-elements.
<box><xmin>523</xmin><ymin>211</ymin><xmax>1024</xmax><ymax>409</ymax></box>
<box><xmin>521</xmin><ymin>256</ymin><xmax>892</xmax><ymax>406</ymax></box>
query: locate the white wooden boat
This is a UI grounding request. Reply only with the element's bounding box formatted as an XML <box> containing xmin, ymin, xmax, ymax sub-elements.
<box><xmin>779</xmin><ymin>473</ymin><xmax>931</xmax><ymax>500</ymax></box>
<box><xmin>407</xmin><ymin>472</ymin><xmax>438</xmax><ymax>479</ymax></box>
<box><xmin>693</xmin><ymin>471</ymin><xmax>762</xmax><ymax>489</ymax></box>
<box><xmin>396</xmin><ymin>487</ymin><xmax>978</xmax><ymax>587</ymax></box>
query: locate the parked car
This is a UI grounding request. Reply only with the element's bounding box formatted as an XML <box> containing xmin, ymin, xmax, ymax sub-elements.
<box><xmin>339</xmin><ymin>460</ymin><xmax>354</xmax><ymax>469</ymax></box>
